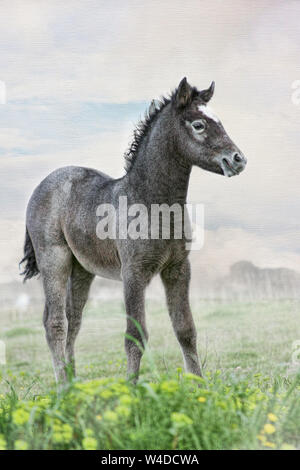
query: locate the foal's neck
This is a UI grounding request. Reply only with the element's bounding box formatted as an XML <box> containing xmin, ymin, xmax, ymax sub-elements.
<box><xmin>125</xmin><ymin>111</ymin><xmax>191</xmax><ymax>206</ymax></box>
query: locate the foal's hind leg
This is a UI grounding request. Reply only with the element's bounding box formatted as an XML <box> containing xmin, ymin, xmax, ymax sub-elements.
<box><xmin>161</xmin><ymin>259</ymin><xmax>202</xmax><ymax>376</ymax></box>
<box><xmin>41</xmin><ymin>245</ymin><xmax>72</xmax><ymax>384</ymax></box>
<box><xmin>65</xmin><ymin>259</ymin><xmax>94</xmax><ymax>377</ymax></box>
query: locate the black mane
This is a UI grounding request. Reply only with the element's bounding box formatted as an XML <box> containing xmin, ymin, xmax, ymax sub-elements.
<box><xmin>124</xmin><ymin>95</ymin><xmax>171</xmax><ymax>173</ymax></box>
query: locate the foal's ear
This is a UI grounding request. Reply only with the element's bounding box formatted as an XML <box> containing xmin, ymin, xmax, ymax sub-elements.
<box><xmin>175</xmin><ymin>77</ymin><xmax>194</xmax><ymax>108</ymax></box>
<box><xmin>199</xmin><ymin>81</ymin><xmax>215</xmax><ymax>103</ymax></box>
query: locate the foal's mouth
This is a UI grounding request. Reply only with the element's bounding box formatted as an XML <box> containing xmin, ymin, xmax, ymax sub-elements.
<box><xmin>220</xmin><ymin>158</ymin><xmax>240</xmax><ymax>178</ymax></box>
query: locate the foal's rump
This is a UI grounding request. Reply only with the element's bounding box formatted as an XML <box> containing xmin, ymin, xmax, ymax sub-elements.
<box><xmin>21</xmin><ymin>165</ymin><xmax>114</xmax><ymax>281</ymax></box>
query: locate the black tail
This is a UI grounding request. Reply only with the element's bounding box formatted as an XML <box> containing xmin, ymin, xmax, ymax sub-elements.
<box><xmin>20</xmin><ymin>228</ymin><xmax>39</xmax><ymax>282</ymax></box>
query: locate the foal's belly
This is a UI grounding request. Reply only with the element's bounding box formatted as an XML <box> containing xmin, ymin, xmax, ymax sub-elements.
<box><xmin>66</xmin><ymin>234</ymin><xmax>122</xmax><ymax>281</ymax></box>
<box><xmin>64</xmin><ymin>221</ymin><xmax>187</xmax><ymax>282</ymax></box>
<box><xmin>75</xmin><ymin>251</ymin><xmax>122</xmax><ymax>280</ymax></box>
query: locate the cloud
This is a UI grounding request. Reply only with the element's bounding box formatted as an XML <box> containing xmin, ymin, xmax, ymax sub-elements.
<box><xmin>0</xmin><ymin>127</ymin><xmax>52</xmax><ymax>157</ymax></box>
<box><xmin>0</xmin><ymin>0</ymin><xmax>298</xmax><ymax>104</ymax></box>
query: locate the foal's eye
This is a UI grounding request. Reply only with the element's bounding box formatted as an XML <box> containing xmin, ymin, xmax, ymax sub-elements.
<box><xmin>191</xmin><ymin>120</ymin><xmax>205</xmax><ymax>133</ymax></box>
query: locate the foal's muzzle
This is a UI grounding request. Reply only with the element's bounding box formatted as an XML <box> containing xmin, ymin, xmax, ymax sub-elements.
<box><xmin>218</xmin><ymin>151</ymin><xmax>247</xmax><ymax>177</ymax></box>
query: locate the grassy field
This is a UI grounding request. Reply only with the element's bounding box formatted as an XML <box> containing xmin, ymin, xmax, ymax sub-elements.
<box><xmin>0</xmin><ymin>298</ymin><xmax>299</xmax><ymax>450</ymax></box>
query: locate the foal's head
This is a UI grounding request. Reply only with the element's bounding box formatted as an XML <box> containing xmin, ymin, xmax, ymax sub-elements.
<box><xmin>172</xmin><ymin>77</ymin><xmax>247</xmax><ymax>177</ymax></box>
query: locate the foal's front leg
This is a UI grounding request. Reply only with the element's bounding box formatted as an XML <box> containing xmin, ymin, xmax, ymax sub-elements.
<box><xmin>122</xmin><ymin>269</ymin><xmax>148</xmax><ymax>383</ymax></box>
<box><xmin>161</xmin><ymin>259</ymin><xmax>202</xmax><ymax>376</ymax></box>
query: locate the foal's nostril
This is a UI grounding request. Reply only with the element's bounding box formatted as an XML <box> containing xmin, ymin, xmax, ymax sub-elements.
<box><xmin>233</xmin><ymin>153</ymin><xmax>242</xmax><ymax>163</ymax></box>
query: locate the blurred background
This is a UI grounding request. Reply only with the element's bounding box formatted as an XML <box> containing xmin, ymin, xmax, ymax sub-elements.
<box><xmin>0</xmin><ymin>0</ymin><xmax>300</xmax><ymax>311</ymax></box>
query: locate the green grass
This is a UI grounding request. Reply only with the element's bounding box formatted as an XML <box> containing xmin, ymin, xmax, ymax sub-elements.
<box><xmin>0</xmin><ymin>299</ymin><xmax>299</xmax><ymax>449</ymax></box>
<box><xmin>3</xmin><ymin>327</ymin><xmax>37</xmax><ymax>339</ymax></box>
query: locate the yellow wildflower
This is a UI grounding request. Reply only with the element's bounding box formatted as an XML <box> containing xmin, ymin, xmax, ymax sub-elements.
<box><xmin>149</xmin><ymin>383</ymin><xmax>159</xmax><ymax>392</ymax></box>
<box><xmin>100</xmin><ymin>389</ymin><xmax>113</xmax><ymax>399</ymax></box>
<box><xmin>0</xmin><ymin>434</ymin><xmax>6</xmax><ymax>450</ymax></box>
<box><xmin>183</xmin><ymin>373</ymin><xmax>204</xmax><ymax>383</ymax></box>
<box><xmin>110</xmin><ymin>383</ymin><xmax>130</xmax><ymax>395</ymax></box>
<box><xmin>161</xmin><ymin>381</ymin><xmax>179</xmax><ymax>394</ymax></box>
<box><xmin>263</xmin><ymin>423</ymin><xmax>276</xmax><ymax>435</ymax></box>
<box><xmin>12</xmin><ymin>408</ymin><xmax>30</xmax><ymax>426</ymax></box>
<box><xmin>268</xmin><ymin>413</ymin><xmax>278</xmax><ymax>422</ymax></box>
<box><xmin>52</xmin><ymin>422</ymin><xmax>73</xmax><ymax>444</ymax></box>
<box><xmin>116</xmin><ymin>405</ymin><xmax>130</xmax><ymax>418</ymax></box>
<box><xmin>103</xmin><ymin>410</ymin><xmax>118</xmax><ymax>422</ymax></box>
<box><xmin>198</xmin><ymin>397</ymin><xmax>206</xmax><ymax>403</ymax></box>
<box><xmin>264</xmin><ymin>441</ymin><xmax>275</xmax><ymax>448</ymax></box>
<box><xmin>217</xmin><ymin>400</ymin><xmax>227</xmax><ymax>410</ymax></box>
<box><xmin>82</xmin><ymin>437</ymin><xmax>98</xmax><ymax>450</ymax></box>
<box><xmin>14</xmin><ymin>440</ymin><xmax>28</xmax><ymax>450</ymax></box>
<box><xmin>119</xmin><ymin>394</ymin><xmax>133</xmax><ymax>405</ymax></box>
<box><xmin>171</xmin><ymin>412</ymin><xmax>193</xmax><ymax>427</ymax></box>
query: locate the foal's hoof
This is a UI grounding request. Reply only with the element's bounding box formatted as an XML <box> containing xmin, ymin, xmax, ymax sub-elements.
<box><xmin>127</xmin><ymin>373</ymin><xmax>139</xmax><ymax>385</ymax></box>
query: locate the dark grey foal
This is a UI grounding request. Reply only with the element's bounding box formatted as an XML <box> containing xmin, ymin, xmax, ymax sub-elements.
<box><xmin>20</xmin><ymin>78</ymin><xmax>246</xmax><ymax>384</ymax></box>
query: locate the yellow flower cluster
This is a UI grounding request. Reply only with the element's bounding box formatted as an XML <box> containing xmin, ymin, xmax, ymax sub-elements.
<box><xmin>0</xmin><ymin>434</ymin><xmax>6</xmax><ymax>450</ymax></box>
<box><xmin>0</xmin><ymin>373</ymin><xmax>297</xmax><ymax>451</ymax></box>
<box><xmin>171</xmin><ymin>412</ymin><xmax>193</xmax><ymax>427</ymax></box>
<box><xmin>14</xmin><ymin>440</ymin><xmax>28</xmax><ymax>450</ymax></box>
<box><xmin>12</xmin><ymin>408</ymin><xmax>30</xmax><ymax>426</ymax></box>
<box><xmin>82</xmin><ymin>437</ymin><xmax>98</xmax><ymax>450</ymax></box>
<box><xmin>257</xmin><ymin>413</ymin><xmax>277</xmax><ymax>448</ymax></box>
<box><xmin>52</xmin><ymin>420</ymin><xmax>73</xmax><ymax>444</ymax></box>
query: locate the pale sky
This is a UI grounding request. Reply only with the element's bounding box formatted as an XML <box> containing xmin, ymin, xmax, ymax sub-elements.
<box><xmin>0</xmin><ymin>0</ymin><xmax>300</xmax><ymax>283</ymax></box>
